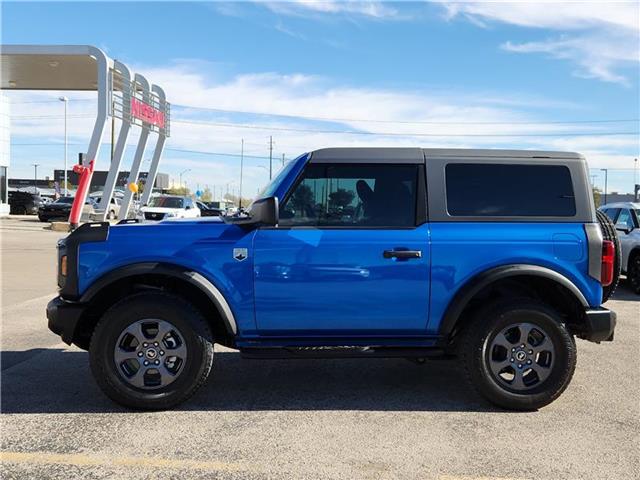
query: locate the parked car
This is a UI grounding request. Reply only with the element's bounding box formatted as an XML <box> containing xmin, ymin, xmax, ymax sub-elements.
<box><xmin>47</xmin><ymin>148</ymin><xmax>618</xmax><ymax>411</ymax></box>
<box><xmin>38</xmin><ymin>196</ymin><xmax>97</xmax><ymax>222</ymax></box>
<box><xmin>8</xmin><ymin>191</ymin><xmax>44</xmax><ymax>215</ymax></box>
<box><xmin>95</xmin><ymin>197</ymin><xmax>122</xmax><ymax>220</ymax></box>
<box><xmin>196</xmin><ymin>201</ymin><xmax>223</xmax><ymax>217</ymax></box>
<box><xmin>137</xmin><ymin>195</ymin><xmax>200</xmax><ymax>221</ymax></box>
<box><xmin>599</xmin><ymin>202</ymin><xmax>640</xmax><ymax>293</ymax></box>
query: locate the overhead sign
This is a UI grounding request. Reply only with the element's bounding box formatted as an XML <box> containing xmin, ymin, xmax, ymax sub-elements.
<box><xmin>131</xmin><ymin>97</ymin><xmax>165</xmax><ymax>128</ymax></box>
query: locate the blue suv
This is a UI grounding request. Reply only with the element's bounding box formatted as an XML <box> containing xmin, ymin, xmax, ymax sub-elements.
<box><xmin>47</xmin><ymin>148</ymin><xmax>618</xmax><ymax>410</ymax></box>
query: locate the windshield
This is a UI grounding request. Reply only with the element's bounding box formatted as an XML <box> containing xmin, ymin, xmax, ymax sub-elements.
<box><xmin>149</xmin><ymin>197</ymin><xmax>184</xmax><ymax>209</ymax></box>
<box><xmin>254</xmin><ymin>157</ymin><xmax>300</xmax><ymax>201</ymax></box>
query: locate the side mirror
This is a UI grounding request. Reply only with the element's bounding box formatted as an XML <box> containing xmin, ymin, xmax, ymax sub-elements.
<box><xmin>185</xmin><ymin>205</ymin><xmax>192</xmax><ymax>210</ymax></box>
<box><xmin>616</xmin><ymin>225</ymin><xmax>632</xmax><ymax>234</ymax></box>
<box><xmin>223</xmin><ymin>196</ymin><xmax>279</xmax><ymax>227</ymax></box>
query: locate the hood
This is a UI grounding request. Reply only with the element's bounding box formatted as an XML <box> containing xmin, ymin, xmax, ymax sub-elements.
<box><xmin>140</xmin><ymin>206</ymin><xmax>184</xmax><ymax>214</ymax></box>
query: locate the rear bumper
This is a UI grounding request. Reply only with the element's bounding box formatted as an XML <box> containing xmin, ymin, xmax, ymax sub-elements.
<box><xmin>581</xmin><ymin>307</ymin><xmax>616</xmax><ymax>343</ymax></box>
<box><xmin>47</xmin><ymin>296</ymin><xmax>86</xmax><ymax>345</ymax></box>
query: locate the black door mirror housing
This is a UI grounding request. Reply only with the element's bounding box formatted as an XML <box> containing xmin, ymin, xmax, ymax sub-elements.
<box><xmin>223</xmin><ymin>196</ymin><xmax>279</xmax><ymax>227</ymax></box>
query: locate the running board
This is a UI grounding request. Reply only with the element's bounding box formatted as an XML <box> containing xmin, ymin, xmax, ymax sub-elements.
<box><xmin>239</xmin><ymin>346</ymin><xmax>446</xmax><ymax>360</ymax></box>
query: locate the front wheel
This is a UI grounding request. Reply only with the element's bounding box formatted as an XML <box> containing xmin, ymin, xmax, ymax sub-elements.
<box><xmin>460</xmin><ymin>299</ymin><xmax>576</xmax><ymax>411</ymax></box>
<box><xmin>627</xmin><ymin>252</ymin><xmax>640</xmax><ymax>294</ymax></box>
<box><xmin>89</xmin><ymin>292</ymin><xmax>214</xmax><ymax>410</ymax></box>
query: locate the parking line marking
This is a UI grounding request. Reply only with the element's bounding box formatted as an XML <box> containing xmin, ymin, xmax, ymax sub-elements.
<box><xmin>0</xmin><ymin>451</ymin><xmax>244</xmax><ymax>473</ymax></box>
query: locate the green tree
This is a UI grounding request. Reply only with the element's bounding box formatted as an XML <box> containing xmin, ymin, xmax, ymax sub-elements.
<box><xmin>290</xmin><ymin>184</ymin><xmax>314</xmax><ymax>213</ymax></box>
<box><xmin>329</xmin><ymin>188</ymin><xmax>355</xmax><ymax>209</ymax></box>
<box><xmin>201</xmin><ymin>187</ymin><xmax>213</xmax><ymax>202</ymax></box>
<box><xmin>592</xmin><ymin>186</ymin><xmax>602</xmax><ymax>208</ymax></box>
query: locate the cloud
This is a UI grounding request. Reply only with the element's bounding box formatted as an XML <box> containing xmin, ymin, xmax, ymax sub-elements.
<box><xmin>440</xmin><ymin>1</ymin><xmax>640</xmax><ymax>86</ymax></box>
<box><xmin>6</xmin><ymin>60</ymin><xmax>639</xmax><ymax>195</ymax></box>
<box><xmin>257</xmin><ymin>0</ymin><xmax>399</xmax><ymax>19</ymax></box>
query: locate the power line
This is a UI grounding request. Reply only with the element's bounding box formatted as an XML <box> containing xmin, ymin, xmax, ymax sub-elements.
<box><xmin>172</xmin><ymin>118</ymin><xmax>638</xmax><ymax>137</ymax></box>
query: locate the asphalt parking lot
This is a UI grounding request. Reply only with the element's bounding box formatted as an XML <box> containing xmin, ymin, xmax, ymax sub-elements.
<box><xmin>1</xmin><ymin>215</ymin><xmax>638</xmax><ymax>480</ymax></box>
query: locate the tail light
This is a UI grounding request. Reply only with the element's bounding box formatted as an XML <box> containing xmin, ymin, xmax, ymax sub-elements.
<box><xmin>601</xmin><ymin>240</ymin><xmax>615</xmax><ymax>286</ymax></box>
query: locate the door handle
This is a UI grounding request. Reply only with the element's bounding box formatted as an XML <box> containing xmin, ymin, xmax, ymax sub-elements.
<box><xmin>383</xmin><ymin>249</ymin><xmax>422</xmax><ymax>259</ymax></box>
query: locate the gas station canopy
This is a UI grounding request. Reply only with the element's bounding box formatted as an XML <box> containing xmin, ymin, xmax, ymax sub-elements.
<box><xmin>0</xmin><ymin>44</ymin><xmax>170</xmax><ymax>223</ymax></box>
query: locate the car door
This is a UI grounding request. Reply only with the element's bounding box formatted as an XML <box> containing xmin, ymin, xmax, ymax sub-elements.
<box><xmin>253</xmin><ymin>160</ymin><xmax>430</xmax><ymax>336</ymax></box>
<box><xmin>613</xmin><ymin>208</ymin><xmax>638</xmax><ymax>270</ymax></box>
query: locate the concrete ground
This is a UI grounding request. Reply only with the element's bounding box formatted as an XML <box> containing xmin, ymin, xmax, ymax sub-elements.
<box><xmin>1</xmin><ymin>215</ymin><xmax>638</xmax><ymax>480</ymax></box>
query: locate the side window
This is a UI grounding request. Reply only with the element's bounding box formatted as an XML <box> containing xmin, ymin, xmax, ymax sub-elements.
<box><xmin>603</xmin><ymin>208</ymin><xmax>620</xmax><ymax>222</ymax></box>
<box><xmin>280</xmin><ymin>164</ymin><xmax>419</xmax><ymax>227</ymax></box>
<box><xmin>615</xmin><ymin>209</ymin><xmax>634</xmax><ymax>230</ymax></box>
<box><xmin>445</xmin><ymin>163</ymin><xmax>576</xmax><ymax>217</ymax></box>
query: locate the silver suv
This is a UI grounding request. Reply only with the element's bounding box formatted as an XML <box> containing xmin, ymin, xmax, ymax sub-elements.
<box><xmin>600</xmin><ymin>202</ymin><xmax>640</xmax><ymax>293</ymax></box>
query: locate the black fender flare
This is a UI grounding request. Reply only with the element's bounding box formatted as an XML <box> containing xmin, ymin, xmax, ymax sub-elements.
<box><xmin>80</xmin><ymin>262</ymin><xmax>238</xmax><ymax>335</ymax></box>
<box><xmin>438</xmin><ymin>264</ymin><xmax>589</xmax><ymax>337</ymax></box>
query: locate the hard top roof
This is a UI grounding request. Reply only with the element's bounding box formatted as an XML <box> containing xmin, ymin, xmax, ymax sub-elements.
<box><xmin>309</xmin><ymin>147</ymin><xmax>583</xmax><ymax>164</ymax></box>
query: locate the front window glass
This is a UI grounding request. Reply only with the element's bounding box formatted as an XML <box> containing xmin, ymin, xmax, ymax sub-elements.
<box><xmin>55</xmin><ymin>197</ymin><xmax>74</xmax><ymax>204</ymax></box>
<box><xmin>615</xmin><ymin>209</ymin><xmax>634</xmax><ymax>229</ymax></box>
<box><xmin>149</xmin><ymin>197</ymin><xmax>184</xmax><ymax>209</ymax></box>
<box><xmin>279</xmin><ymin>164</ymin><xmax>418</xmax><ymax>227</ymax></box>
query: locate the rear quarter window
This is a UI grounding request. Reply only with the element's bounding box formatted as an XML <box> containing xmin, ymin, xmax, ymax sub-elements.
<box><xmin>445</xmin><ymin>163</ymin><xmax>576</xmax><ymax>217</ymax></box>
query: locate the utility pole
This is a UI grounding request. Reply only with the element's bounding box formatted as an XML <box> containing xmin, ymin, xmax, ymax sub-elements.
<box><xmin>32</xmin><ymin>163</ymin><xmax>40</xmax><ymax>192</ymax></box>
<box><xmin>282</xmin><ymin>153</ymin><xmax>285</xmax><ymax>167</ymax></box>
<box><xmin>634</xmin><ymin>158</ymin><xmax>639</xmax><ymax>201</ymax></box>
<box><xmin>600</xmin><ymin>169</ymin><xmax>608</xmax><ymax>205</ymax></box>
<box><xmin>179</xmin><ymin>169</ymin><xmax>190</xmax><ymax>192</ymax></box>
<box><xmin>269</xmin><ymin>135</ymin><xmax>273</xmax><ymax>180</ymax></box>
<box><xmin>239</xmin><ymin>139</ymin><xmax>244</xmax><ymax>209</ymax></box>
<box><xmin>59</xmin><ymin>96</ymin><xmax>68</xmax><ymax>195</ymax></box>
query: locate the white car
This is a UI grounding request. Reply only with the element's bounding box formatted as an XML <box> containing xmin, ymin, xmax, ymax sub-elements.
<box><xmin>600</xmin><ymin>202</ymin><xmax>640</xmax><ymax>293</ymax></box>
<box><xmin>138</xmin><ymin>195</ymin><xmax>201</xmax><ymax>221</ymax></box>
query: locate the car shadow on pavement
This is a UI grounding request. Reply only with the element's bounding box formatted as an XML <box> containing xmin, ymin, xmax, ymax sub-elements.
<box><xmin>610</xmin><ymin>280</ymin><xmax>639</xmax><ymax>301</ymax></box>
<box><xmin>0</xmin><ymin>348</ymin><xmax>502</xmax><ymax>414</ymax></box>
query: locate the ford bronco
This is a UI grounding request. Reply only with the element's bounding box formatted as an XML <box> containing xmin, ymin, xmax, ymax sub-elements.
<box><xmin>47</xmin><ymin>148</ymin><xmax>618</xmax><ymax>410</ymax></box>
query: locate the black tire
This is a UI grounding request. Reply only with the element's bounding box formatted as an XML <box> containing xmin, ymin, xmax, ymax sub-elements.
<box><xmin>89</xmin><ymin>292</ymin><xmax>214</xmax><ymax>410</ymax></box>
<box><xmin>460</xmin><ymin>299</ymin><xmax>577</xmax><ymax>411</ymax></box>
<box><xmin>627</xmin><ymin>250</ymin><xmax>640</xmax><ymax>294</ymax></box>
<box><xmin>596</xmin><ymin>210</ymin><xmax>621</xmax><ymax>302</ymax></box>
<box><xmin>38</xmin><ymin>215</ymin><xmax>47</xmax><ymax>222</ymax></box>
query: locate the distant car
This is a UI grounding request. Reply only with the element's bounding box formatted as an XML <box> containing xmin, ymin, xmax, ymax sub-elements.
<box><xmin>138</xmin><ymin>195</ymin><xmax>200</xmax><ymax>221</ymax></box>
<box><xmin>196</xmin><ymin>201</ymin><xmax>223</xmax><ymax>217</ymax></box>
<box><xmin>38</xmin><ymin>196</ymin><xmax>97</xmax><ymax>222</ymax></box>
<box><xmin>95</xmin><ymin>197</ymin><xmax>122</xmax><ymax>220</ymax></box>
<box><xmin>599</xmin><ymin>202</ymin><xmax>640</xmax><ymax>293</ymax></box>
<box><xmin>8</xmin><ymin>191</ymin><xmax>44</xmax><ymax>215</ymax></box>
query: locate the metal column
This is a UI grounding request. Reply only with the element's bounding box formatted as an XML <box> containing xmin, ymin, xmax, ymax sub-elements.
<box><xmin>119</xmin><ymin>73</ymin><xmax>150</xmax><ymax>219</ymax></box>
<box><xmin>140</xmin><ymin>85</ymin><xmax>168</xmax><ymax>206</ymax></box>
<box><xmin>98</xmin><ymin>61</ymin><xmax>132</xmax><ymax>220</ymax></box>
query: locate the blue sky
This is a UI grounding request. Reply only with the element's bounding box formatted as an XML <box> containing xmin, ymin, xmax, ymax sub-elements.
<box><xmin>2</xmin><ymin>1</ymin><xmax>639</xmax><ymax>197</ymax></box>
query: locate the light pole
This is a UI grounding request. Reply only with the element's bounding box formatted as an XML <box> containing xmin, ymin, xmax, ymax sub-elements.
<box><xmin>32</xmin><ymin>163</ymin><xmax>40</xmax><ymax>192</ymax></box>
<box><xmin>179</xmin><ymin>169</ymin><xmax>191</xmax><ymax>192</ymax></box>
<box><xmin>600</xmin><ymin>169</ymin><xmax>608</xmax><ymax>205</ymax></box>
<box><xmin>239</xmin><ymin>139</ymin><xmax>244</xmax><ymax>209</ymax></box>
<box><xmin>59</xmin><ymin>96</ymin><xmax>68</xmax><ymax>195</ymax></box>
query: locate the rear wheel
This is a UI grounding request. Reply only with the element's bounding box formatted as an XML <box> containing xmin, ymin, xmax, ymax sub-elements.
<box><xmin>627</xmin><ymin>251</ymin><xmax>640</xmax><ymax>294</ymax></box>
<box><xmin>461</xmin><ymin>299</ymin><xmax>576</xmax><ymax>411</ymax></box>
<box><xmin>89</xmin><ymin>292</ymin><xmax>214</xmax><ymax>410</ymax></box>
<box><xmin>597</xmin><ymin>210</ymin><xmax>621</xmax><ymax>302</ymax></box>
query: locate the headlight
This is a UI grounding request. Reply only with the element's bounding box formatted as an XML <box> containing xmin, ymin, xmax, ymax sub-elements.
<box><xmin>165</xmin><ymin>212</ymin><xmax>177</xmax><ymax>218</ymax></box>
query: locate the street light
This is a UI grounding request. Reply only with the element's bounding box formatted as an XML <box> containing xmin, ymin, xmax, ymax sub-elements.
<box><xmin>59</xmin><ymin>96</ymin><xmax>68</xmax><ymax>195</ymax></box>
<box><xmin>179</xmin><ymin>169</ymin><xmax>191</xmax><ymax>191</ymax></box>
<box><xmin>600</xmin><ymin>169</ymin><xmax>608</xmax><ymax>205</ymax></box>
<box><xmin>32</xmin><ymin>163</ymin><xmax>40</xmax><ymax>192</ymax></box>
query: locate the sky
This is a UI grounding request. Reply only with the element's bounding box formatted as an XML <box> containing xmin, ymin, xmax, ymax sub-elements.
<box><xmin>2</xmin><ymin>0</ymin><xmax>639</xmax><ymax>197</ymax></box>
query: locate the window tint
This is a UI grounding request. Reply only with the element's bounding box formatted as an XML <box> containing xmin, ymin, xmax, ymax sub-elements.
<box><xmin>602</xmin><ymin>208</ymin><xmax>620</xmax><ymax>222</ymax></box>
<box><xmin>446</xmin><ymin>164</ymin><xmax>576</xmax><ymax>217</ymax></box>
<box><xmin>280</xmin><ymin>164</ymin><xmax>418</xmax><ymax>227</ymax></box>
<box><xmin>615</xmin><ymin>209</ymin><xmax>634</xmax><ymax>229</ymax></box>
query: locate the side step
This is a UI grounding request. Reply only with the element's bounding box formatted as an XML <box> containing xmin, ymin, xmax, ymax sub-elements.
<box><xmin>240</xmin><ymin>346</ymin><xmax>446</xmax><ymax>360</ymax></box>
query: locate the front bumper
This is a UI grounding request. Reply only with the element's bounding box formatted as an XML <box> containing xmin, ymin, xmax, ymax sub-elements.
<box><xmin>47</xmin><ymin>296</ymin><xmax>86</xmax><ymax>345</ymax></box>
<box><xmin>580</xmin><ymin>307</ymin><xmax>616</xmax><ymax>343</ymax></box>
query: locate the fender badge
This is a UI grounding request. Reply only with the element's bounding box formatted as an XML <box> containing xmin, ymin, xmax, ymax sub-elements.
<box><xmin>233</xmin><ymin>248</ymin><xmax>248</xmax><ymax>262</ymax></box>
